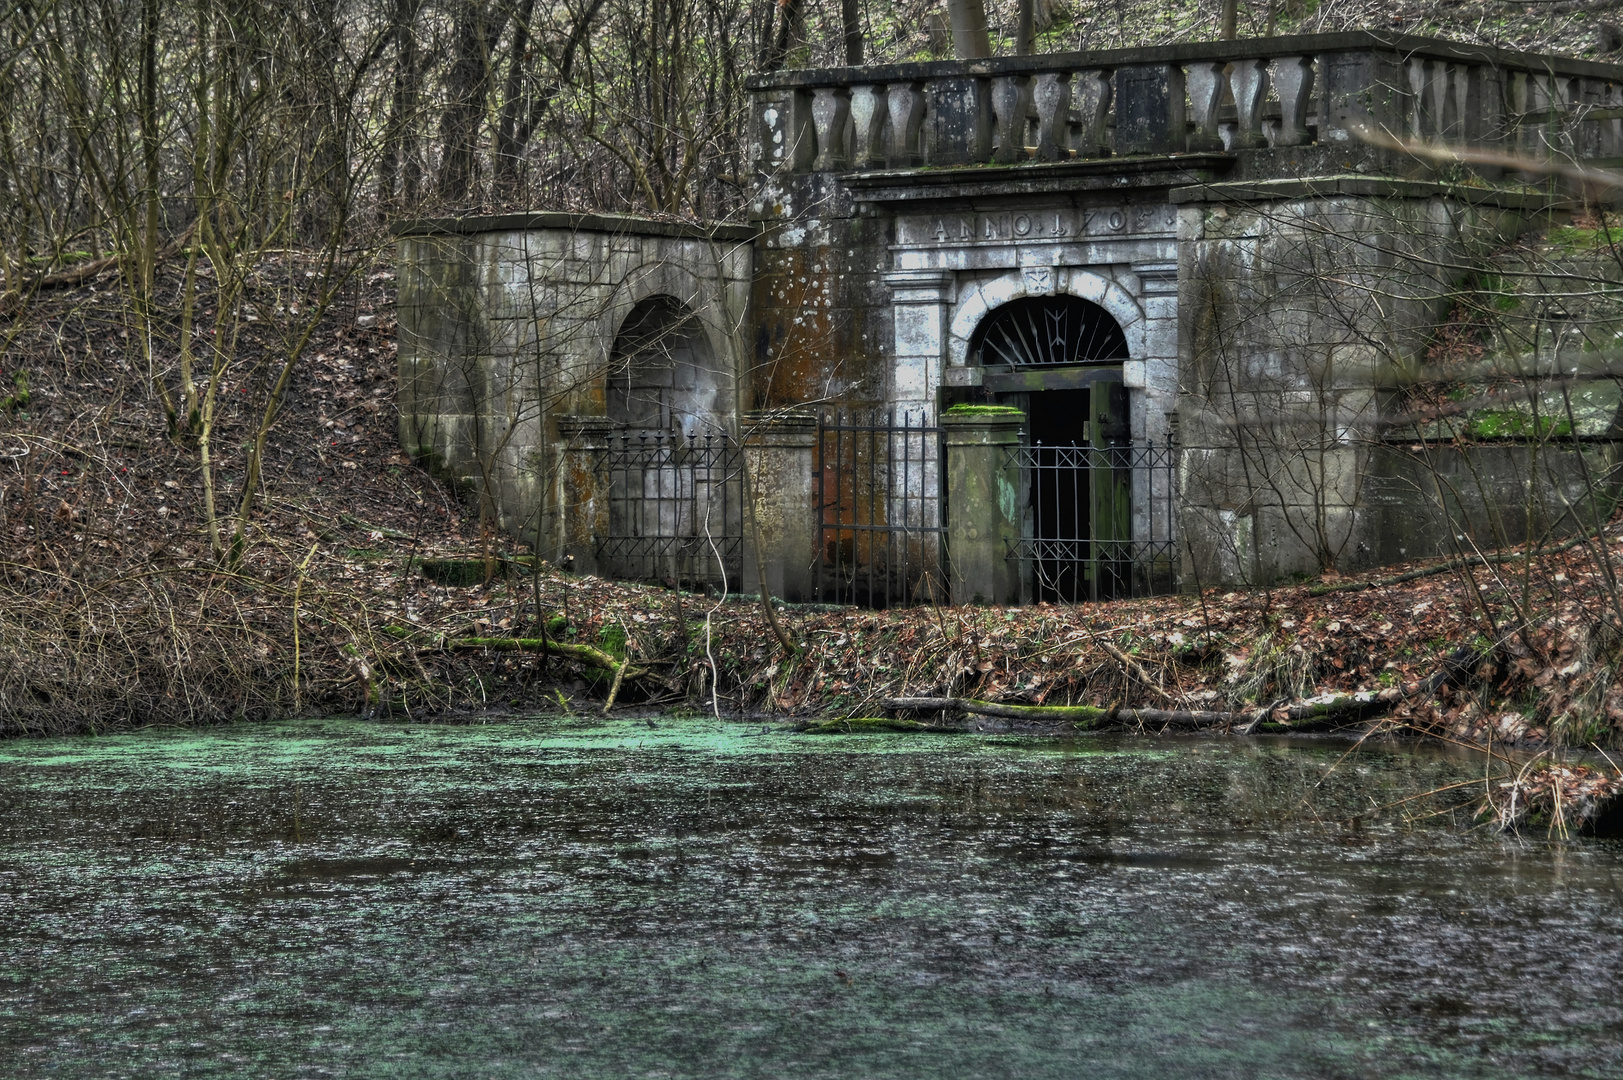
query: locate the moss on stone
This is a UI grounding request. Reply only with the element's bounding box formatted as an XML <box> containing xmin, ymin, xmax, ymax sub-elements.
<box><xmin>943</xmin><ymin>404</ymin><xmax>1024</xmax><ymax>417</ymax></box>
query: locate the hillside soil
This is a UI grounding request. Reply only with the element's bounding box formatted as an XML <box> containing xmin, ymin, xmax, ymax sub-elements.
<box><xmin>2</xmin><ymin>254</ymin><xmax>1622</xmax><ymax>755</ymax></box>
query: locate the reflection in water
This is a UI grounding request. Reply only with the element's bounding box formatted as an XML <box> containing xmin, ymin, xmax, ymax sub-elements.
<box><xmin>1</xmin><ymin>720</ymin><xmax>1621</xmax><ymax>1078</ymax></box>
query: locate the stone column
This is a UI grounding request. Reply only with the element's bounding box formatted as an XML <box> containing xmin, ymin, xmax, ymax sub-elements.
<box><xmin>552</xmin><ymin>415</ymin><xmax>612</xmax><ymax>575</ymax></box>
<box><xmin>741</xmin><ymin>410</ymin><xmax>819</xmax><ymax>603</ymax></box>
<box><xmin>883</xmin><ymin>268</ymin><xmax>955</xmax><ymax>412</ymax></box>
<box><xmin>942</xmin><ymin>406</ymin><xmax>1024</xmax><ymax>606</ymax></box>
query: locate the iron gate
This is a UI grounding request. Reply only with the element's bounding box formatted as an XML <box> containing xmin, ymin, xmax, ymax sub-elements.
<box><xmin>592</xmin><ymin>427</ymin><xmax>743</xmax><ymax>590</ymax></box>
<box><xmin>815</xmin><ymin>409</ymin><xmax>945</xmax><ymax>607</ymax></box>
<box><xmin>1006</xmin><ymin>436</ymin><xmax>1177</xmax><ymax>602</ymax></box>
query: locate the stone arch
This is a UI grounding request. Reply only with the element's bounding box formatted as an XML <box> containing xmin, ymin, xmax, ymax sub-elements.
<box><xmin>598</xmin><ymin>260</ymin><xmax>736</xmax><ymax>395</ymax></box>
<box><xmin>947</xmin><ymin>268</ymin><xmax>1145</xmax><ymax>369</ymax></box>
<box><xmin>606</xmin><ymin>293</ymin><xmax>729</xmax><ymax>432</ymax></box>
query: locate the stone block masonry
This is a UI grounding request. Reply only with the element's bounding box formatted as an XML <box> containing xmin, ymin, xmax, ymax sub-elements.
<box><xmin>395</xmin><ymin>33</ymin><xmax>1623</xmax><ymax>599</ymax></box>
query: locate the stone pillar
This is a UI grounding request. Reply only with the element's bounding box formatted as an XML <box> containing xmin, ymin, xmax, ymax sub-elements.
<box><xmin>553</xmin><ymin>415</ymin><xmax>612</xmax><ymax>575</ymax></box>
<box><xmin>942</xmin><ymin>406</ymin><xmax>1024</xmax><ymax>606</ymax></box>
<box><xmin>742</xmin><ymin>410</ymin><xmax>819</xmax><ymax>603</ymax></box>
<box><xmin>884</xmin><ymin>268</ymin><xmax>954</xmax><ymax>412</ymax></box>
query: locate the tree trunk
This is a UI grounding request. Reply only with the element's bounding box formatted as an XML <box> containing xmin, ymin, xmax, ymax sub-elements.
<box><xmin>435</xmin><ymin>1</ymin><xmax>509</xmax><ymax>205</ymax></box>
<box><xmin>947</xmin><ymin>0</ymin><xmax>991</xmax><ymax>59</ymax></box>
<box><xmin>1015</xmin><ymin>0</ymin><xmax>1035</xmax><ymax>54</ymax></box>
<box><xmin>841</xmin><ymin>0</ymin><xmax>863</xmax><ymax>65</ymax></box>
<box><xmin>492</xmin><ymin>0</ymin><xmax>539</xmax><ymax>194</ymax></box>
<box><xmin>379</xmin><ymin>0</ymin><xmax>425</xmax><ymax>213</ymax></box>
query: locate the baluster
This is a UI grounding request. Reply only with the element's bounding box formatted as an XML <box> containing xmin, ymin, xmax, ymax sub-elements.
<box><xmin>1032</xmin><ymin>72</ymin><xmax>1072</xmax><ymax>161</ymax></box>
<box><xmin>1407</xmin><ymin>58</ymin><xmax>1438</xmax><ymax>138</ymax></box>
<box><xmin>1467</xmin><ymin>66</ymin><xmax>1505</xmax><ymax>179</ymax></box>
<box><xmin>991</xmin><ymin>75</ymin><xmax>1032</xmax><ymax>164</ymax></box>
<box><xmin>1230</xmin><ymin>58</ymin><xmax>1269</xmax><ymax>149</ymax></box>
<box><xmin>1506</xmin><ymin>69</ymin><xmax>1530</xmax><ymax>158</ymax></box>
<box><xmin>886</xmin><ymin>82</ymin><xmax>926</xmax><ymax>167</ymax></box>
<box><xmin>1271</xmin><ymin>55</ymin><xmax>1314</xmax><ymax>147</ymax></box>
<box><xmin>849</xmin><ymin>84</ymin><xmax>887</xmax><ymax>169</ymax></box>
<box><xmin>1526</xmin><ymin>72</ymin><xmax>1555</xmax><ymax>161</ymax></box>
<box><xmin>811</xmin><ymin>87</ymin><xmax>851</xmax><ymax>170</ymax></box>
<box><xmin>1454</xmin><ymin>64</ymin><xmax>1484</xmax><ymax>143</ymax></box>
<box><xmin>1072</xmin><ymin>68</ymin><xmax>1113</xmax><ymax>157</ymax></box>
<box><xmin>1185</xmin><ymin>61</ymin><xmax>1225</xmax><ymax>151</ymax></box>
<box><xmin>1440</xmin><ymin>64</ymin><xmax>1464</xmax><ymax>141</ymax></box>
<box><xmin>1579</xmin><ymin>77</ymin><xmax>1605</xmax><ymax>160</ymax></box>
<box><xmin>1604</xmin><ymin>81</ymin><xmax>1623</xmax><ymax>160</ymax></box>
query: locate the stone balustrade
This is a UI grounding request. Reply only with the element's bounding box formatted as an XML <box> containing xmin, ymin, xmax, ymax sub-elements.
<box><xmin>747</xmin><ymin>32</ymin><xmax>1623</xmax><ymax>175</ymax></box>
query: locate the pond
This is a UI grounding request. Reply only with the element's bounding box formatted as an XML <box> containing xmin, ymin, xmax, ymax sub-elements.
<box><xmin>1</xmin><ymin>718</ymin><xmax>1620</xmax><ymax>1078</ymax></box>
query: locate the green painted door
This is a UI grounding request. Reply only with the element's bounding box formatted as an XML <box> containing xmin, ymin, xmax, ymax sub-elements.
<box><xmin>1087</xmin><ymin>377</ymin><xmax>1131</xmax><ymax>597</ymax></box>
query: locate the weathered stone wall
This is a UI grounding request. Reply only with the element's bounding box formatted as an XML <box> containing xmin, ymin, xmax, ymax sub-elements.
<box><xmin>749</xmin><ymin>172</ymin><xmax>893</xmax><ymax>413</ymax></box>
<box><xmin>395</xmin><ymin>213</ymin><xmax>753</xmax><ymax>566</ymax></box>
<box><xmin>1176</xmin><ymin>184</ymin><xmax>1620</xmax><ymax>584</ymax></box>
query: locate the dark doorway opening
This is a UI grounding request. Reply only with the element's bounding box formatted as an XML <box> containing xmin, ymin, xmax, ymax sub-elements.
<box><xmin>1021</xmin><ymin>379</ymin><xmax>1131</xmax><ymax>602</ymax></box>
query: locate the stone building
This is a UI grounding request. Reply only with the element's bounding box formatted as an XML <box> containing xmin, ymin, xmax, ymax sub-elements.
<box><xmin>398</xmin><ymin>32</ymin><xmax>1623</xmax><ymax>606</ymax></box>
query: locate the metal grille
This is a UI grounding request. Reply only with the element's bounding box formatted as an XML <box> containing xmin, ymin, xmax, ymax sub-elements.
<box><xmin>974</xmin><ymin>296</ymin><xmax>1130</xmax><ymax>368</ymax></box>
<box><xmin>594</xmin><ymin>428</ymin><xmax>742</xmax><ymax>590</ymax></box>
<box><xmin>815</xmin><ymin>409</ymin><xmax>945</xmax><ymax>608</ymax></box>
<box><xmin>1006</xmin><ymin>438</ymin><xmax>1178</xmax><ymax>602</ymax></box>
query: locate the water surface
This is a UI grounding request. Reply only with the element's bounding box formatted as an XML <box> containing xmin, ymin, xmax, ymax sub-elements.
<box><xmin>1</xmin><ymin>718</ymin><xmax>1620</xmax><ymax>1078</ymax></box>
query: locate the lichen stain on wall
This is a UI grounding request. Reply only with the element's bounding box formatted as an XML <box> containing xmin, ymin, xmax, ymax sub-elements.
<box><xmin>751</xmin><ymin>244</ymin><xmax>881</xmax><ymax>411</ymax></box>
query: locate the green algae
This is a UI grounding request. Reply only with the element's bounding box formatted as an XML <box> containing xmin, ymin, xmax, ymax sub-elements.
<box><xmin>1</xmin><ymin>720</ymin><xmax>1621</xmax><ymax>1078</ymax></box>
<box><xmin>799</xmin><ymin>716</ymin><xmax>936</xmax><ymax>733</ymax></box>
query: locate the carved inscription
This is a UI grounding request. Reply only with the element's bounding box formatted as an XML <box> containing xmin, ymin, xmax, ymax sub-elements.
<box><xmin>904</xmin><ymin>205</ymin><xmax>1176</xmax><ymax>246</ymax></box>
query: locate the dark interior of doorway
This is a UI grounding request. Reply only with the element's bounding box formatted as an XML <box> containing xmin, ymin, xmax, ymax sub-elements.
<box><xmin>1027</xmin><ymin>389</ymin><xmax>1090</xmax><ymax>603</ymax></box>
<box><xmin>1022</xmin><ymin>380</ymin><xmax>1130</xmax><ymax>603</ymax></box>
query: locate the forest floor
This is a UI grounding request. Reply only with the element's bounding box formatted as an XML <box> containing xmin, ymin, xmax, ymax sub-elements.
<box><xmin>2</xmin><ymin>254</ymin><xmax>1622</xmax><ymax>756</ymax></box>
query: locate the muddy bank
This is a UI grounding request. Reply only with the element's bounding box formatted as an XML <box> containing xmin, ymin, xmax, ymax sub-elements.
<box><xmin>6</xmin><ymin>524</ymin><xmax>1622</xmax><ymax>753</ymax></box>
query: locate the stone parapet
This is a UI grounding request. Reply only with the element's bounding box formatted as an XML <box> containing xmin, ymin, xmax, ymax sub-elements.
<box><xmin>748</xmin><ymin>32</ymin><xmax>1623</xmax><ymax>185</ymax></box>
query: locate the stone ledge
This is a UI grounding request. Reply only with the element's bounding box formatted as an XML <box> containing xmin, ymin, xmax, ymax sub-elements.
<box><xmin>746</xmin><ymin>31</ymin><xmax>1623</xmax><ymax>90</ymax></box>
<box><xmin>843</xmin><ymin>154</ymin><xmax>1234</xmax><ymax>202</ymax></box>
<box><xmin>392</xmin><ymin>211</ymin><xmax>757</xmax><ymax>243</ymax></box>
<box><xmin>1171</xmin><ymin>176</ymin><xmax>1566</xmax><ymax>210</ymax></box>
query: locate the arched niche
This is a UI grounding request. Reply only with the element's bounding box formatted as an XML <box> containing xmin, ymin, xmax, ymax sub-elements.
<box><xmin>606</xmin><ymin>295</ymin><xmax>729</xmax><ymax>431</ymax></box>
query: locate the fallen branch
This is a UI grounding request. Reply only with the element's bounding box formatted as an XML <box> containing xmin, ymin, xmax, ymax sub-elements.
<box><xmin>1</xmin><ymin>222</ymin><xmax>199</xmax><ymax>315</ymax></box>
<box><xmin>884</xmin><ymin>646</ymin><xmax>1476</xmax><ymax>731</ymax></box>
<box><xmin>1095</xmin><ymin>635</ymin><xmax>1174</xmax><ymax>702</ymax></box>
<box><xmin>885</xmin><ymin>696</ymin><xmax>1239</xmax><ymax>729</ymax></box>
<box><xmin>339</xmin><ymin>512</ymin><xmax>411</xmax><ymax>540</ymax></box>
<box><xmin>446</xmin><ymin>636</ymin><xmax>644</xmax><ymax>679</ymax></box>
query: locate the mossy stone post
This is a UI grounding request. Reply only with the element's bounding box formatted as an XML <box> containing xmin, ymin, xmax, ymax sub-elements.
<box><xmin>553</xmin><ymin>415</ymin><xmax>612</xmax><ymax>574</ymax></box>
<box><xmin>742</xmin><ymin>409</ymin><xmax>819</xmax><ymax>603</ymax></box>
<box><xmin>942</xmin><ymin>405</ymin><xmax>1024</xmax><ymax>605</ymax></box>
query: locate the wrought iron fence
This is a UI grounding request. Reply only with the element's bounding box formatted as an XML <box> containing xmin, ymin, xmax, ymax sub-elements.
<box><xmin>593</xmin><ymin>427</ymin><xmax>743</xmax><ymax>590</ymax></box>
<box><xmin>1005</xmin><ymin>437</ymin><xmax>1177</xmax><ymax>602</ymax></box>
<box><xmin>815</xmin><ymin>409</ymin><xmax>945</xmax><ymax>608</ymax></box>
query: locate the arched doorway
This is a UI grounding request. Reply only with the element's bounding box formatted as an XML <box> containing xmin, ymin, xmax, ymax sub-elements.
<box><xmin>970</xmin><ymin>295</ymin><xmax>1131</xmax><ymax>603</ymax></box>
<box><xmin>598</xmin><ymin>296</ymin><xmax>739</xmax><ymax>588</ymax></box>
<box><xmin>607</xmin><ymin>295</ymin><xmax>727</xmax><ymax>431</ymax></box>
